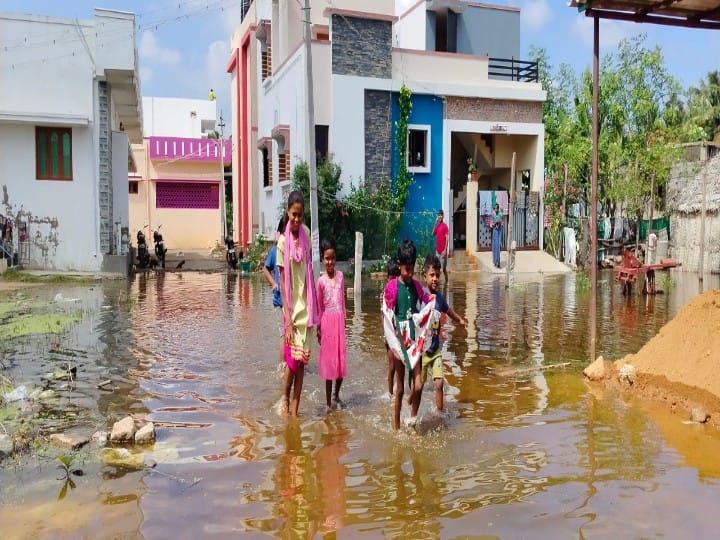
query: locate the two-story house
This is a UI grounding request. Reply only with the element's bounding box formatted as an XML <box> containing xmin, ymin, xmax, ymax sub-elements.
<box><xmin>227</xmin><ymin>0</ymin><xmax>545</xmax><ymax>255</ymax></box>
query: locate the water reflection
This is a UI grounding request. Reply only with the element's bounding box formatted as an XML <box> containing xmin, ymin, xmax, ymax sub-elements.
<box><xmin>2</xmin><ymin>270</ymin><xmax>720</xmax><ymax>538</ymax></box>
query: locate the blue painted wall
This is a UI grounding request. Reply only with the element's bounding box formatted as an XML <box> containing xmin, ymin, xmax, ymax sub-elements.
<box><xmin>391</xmin><ymin>93</ymin><xmax>444</xmax><ymax>256</ymax></box>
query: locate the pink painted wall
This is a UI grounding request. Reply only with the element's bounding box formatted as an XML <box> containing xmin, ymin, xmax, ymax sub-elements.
<box><xmin>148</xmin><ymin>136</ymin><xmax>231</xmax><ymax>164</ymax></box>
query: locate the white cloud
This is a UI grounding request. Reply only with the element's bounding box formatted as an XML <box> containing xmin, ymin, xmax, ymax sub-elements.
<box><xmin>521</xmin><ymin>0</ymin><xmax>553</xmax><ymax>31</ymax></box>
<box><xmin>219</xmin><ymin>2</ymin><xmax>244</xmax><ymax>36</ymax></box>
<box><xmin>138</xmin><ymin>30</ymin><xmax>181</xmax><ymax>65</ymax></box>
<box><xmin>570</xmin><ymin>15</ymin><xmax>636</xmax><ymax>51</ymax></box>
<box><xmin>139</xmin><ymin>65</ymin><xmax>153</xmax><ymax>86</ymax></box>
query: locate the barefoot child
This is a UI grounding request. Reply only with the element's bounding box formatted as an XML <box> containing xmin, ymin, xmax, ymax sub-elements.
<box><xmin>406</xmin><ymin>254</ymin><xmax>467</xmax><ymax>413</ymax></box>
<box><xmin>277</xmin><ymin>190</ymin><xmax>318</xmax><ymax>417</ymax></box>
<box><xmin>384</xmin><ymin>257</ymin><xmax>400</xmax><ymax>398</ymax></box>
<box><xmin>382</xmin><ymin>240</ymin><xmax>431</xmax><ymax>430</ymax></box>
<box><xmin>317</xmin><ymin>237</ymin><xmax>347</xmax><ymax>409</ymax></box>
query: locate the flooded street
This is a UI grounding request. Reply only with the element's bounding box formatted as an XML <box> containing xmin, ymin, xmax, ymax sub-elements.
<box><xmin>2</xmin><ymin>270</ymin><xmax>720</xmax><ymax>539</ymax></box>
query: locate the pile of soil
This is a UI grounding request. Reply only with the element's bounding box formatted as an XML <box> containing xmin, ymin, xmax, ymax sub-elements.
<box><xmin>612</xmin><ymin>288</ymin><xmax>720</xmax><ymax>428</ymax></box>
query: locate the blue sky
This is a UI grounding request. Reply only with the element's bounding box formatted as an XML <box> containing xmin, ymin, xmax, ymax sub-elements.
<box><xmin>3</xmin><ymin>0</ymin><xmax>719</xmax><ymax>132</ymax></box>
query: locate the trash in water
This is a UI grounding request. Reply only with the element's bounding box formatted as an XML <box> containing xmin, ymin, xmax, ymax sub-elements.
<box><xmin>4</xmin><ymin>385</ymin><xmax>29</xmax><ymax>402</ymax></box>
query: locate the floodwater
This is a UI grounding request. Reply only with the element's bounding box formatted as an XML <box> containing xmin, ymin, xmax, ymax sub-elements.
<box><xmin>2</xmin><ymin>269</ymin><xmax>720</xmax><ymax>539</ymax></box>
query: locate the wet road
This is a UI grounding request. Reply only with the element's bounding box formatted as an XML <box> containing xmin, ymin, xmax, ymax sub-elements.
<box><xmin>1</xmin><ymin>270</ymin><xmax>720</xmax><ymax>539</ymax></box>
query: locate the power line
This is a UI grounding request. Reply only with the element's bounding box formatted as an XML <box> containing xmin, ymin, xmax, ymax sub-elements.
<box><xmin>0</xmin><ymin>0</ymin><xmax>234</xmax><ymax>69</ymax></box>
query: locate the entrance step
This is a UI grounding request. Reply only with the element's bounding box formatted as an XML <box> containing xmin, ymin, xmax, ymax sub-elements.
<box><xmin>449</xmin><ymin>252</ymin><xmax>479</xmax><ymax>273</ymax></box>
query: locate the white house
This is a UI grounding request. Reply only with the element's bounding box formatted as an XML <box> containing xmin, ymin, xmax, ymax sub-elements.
<box><xmin>0</xmin><ymin>8</ymin><xmax>142</xmax><ymax>272</ymax></box>
<box><xmin>129</xmin><ymin>97</ymin><xmax>230</xmax><ymax>252</ymax></box>
<box><xmin>227</xmin><ymin>0</ymin><xmax>545</xmax><ymax>254</ymax></box>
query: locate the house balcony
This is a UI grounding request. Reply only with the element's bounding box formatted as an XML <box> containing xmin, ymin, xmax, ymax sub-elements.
<box><xmin>391</xmin><ymin>48</ymin><xmax>543</xmax><ymax>101</ymax></box>
<box><xmin>148</xmin><ymin>136</ymin><xmax>232</xmax><ymax>164</ymax></box>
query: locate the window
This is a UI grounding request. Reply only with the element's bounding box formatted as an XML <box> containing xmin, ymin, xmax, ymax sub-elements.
<box><xmin>129</xmin><ymin>180</ymin><xmax>139</xmax><ymax>194</ymax></box>
<box><xmin>262</xmin><ymin>147</ymin><xmax>272</xmax><ymax>187</ymax></box>
<box><xmin>261</xmin><ymin>43</ymin><xmax>272</xmax><ymax>81</ymax></box>
<box><xmin>315</xmin><ymin>125</ymin><xmax>329</xmax><ymax>164</ymax></box>
<box><xmin>156</xmin><ymin>182</ymin><xmax>219</xmax><ymax>209</ymax></box>
<box><xmin>407</xmin><ymin>124</ymin><xmax>431</xmax><ymax>173</ymax></box>
<box><xmin>36</xmin><ymin>126</ymin><xmax>72</xmax><ymax>180</ymax></box>
<box><xmin>278</xmin><ymin>151</ymin><xmax>290</xmax><ymax>182</ymax></box>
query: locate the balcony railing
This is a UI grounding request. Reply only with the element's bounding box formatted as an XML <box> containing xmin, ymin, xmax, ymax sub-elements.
<box><xmin>488</xmin><ymin>57</ymin><xmax>538</xmax><ymax>83</ymax></box>
<box><xmin>148</xmin><ymin>136</ymin><xmax>232</xmax><ymax>163</ymax></box>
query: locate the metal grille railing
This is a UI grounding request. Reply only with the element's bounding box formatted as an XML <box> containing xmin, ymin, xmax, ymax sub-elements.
<box><xmin>488</xmin><ymin>57</ymin><xmax>539</xmax><ymax>83</ymax></box>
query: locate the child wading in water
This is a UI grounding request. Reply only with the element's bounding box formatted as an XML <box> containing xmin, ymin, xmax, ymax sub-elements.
<box><xmin>262</xmin><ymin>215</ymin><xmax>288</xmax><ymax>373</ymax></box>
<box><xmin>406</xmin><ymin>254</ymin><xmax>467</xmax><ymax>413</ymax></box>
<box><xmin>384</xmin><ymin>257</ymin><xmax>400</xmax><ymax>398</ymax></box>
<box><xmin>277</xmin><ymin>190</ymin><xmax>318</xmax><ymax>417</ymax></box>
<box><xmin>316</xmin><ymin>237</ymin><xmax>347</xmax><ymax>409</ymax></box>
<box><xmin>383</xmin><ymin>240</ymin><xmax>430</xmax><ymax>430</ymax></box>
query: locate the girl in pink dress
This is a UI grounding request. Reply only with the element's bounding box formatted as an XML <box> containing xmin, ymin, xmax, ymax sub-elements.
<box><xmin>317</xmin><ymin>237</ymin><xmax>347</xmax><ymax>409</ymax></box>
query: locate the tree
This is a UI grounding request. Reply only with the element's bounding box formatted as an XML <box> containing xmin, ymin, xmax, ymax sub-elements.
<box><xmin>291</xmin><ymin>159</ymin><xmax>353</xmax><ymax>258</ymax></box>
<box><xmin>687</xmin><ymin>70</ymin><xmax>720</xmax><ymax>142</ymax></box>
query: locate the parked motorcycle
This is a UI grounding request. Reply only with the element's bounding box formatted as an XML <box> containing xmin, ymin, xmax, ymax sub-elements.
<box><xmin>153</xmin><ymin>227</ymin><xmax>167</xmax><ymax>269</ymax></box>
<box><xmin>136</xmin><ymin>230</ymin><xmax>150</xmax><ymax>269</ymax></box>
<box><xmin>225</xmin><ymin>234</ymin><xmax>239</xmax><ymax>269</ymax></box>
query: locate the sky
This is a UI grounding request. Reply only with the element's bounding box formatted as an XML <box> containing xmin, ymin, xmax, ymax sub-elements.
<box><xmin>3</xmin><ymin>0</ymin><xmax>719</xmax><ymax>133</ymax></box>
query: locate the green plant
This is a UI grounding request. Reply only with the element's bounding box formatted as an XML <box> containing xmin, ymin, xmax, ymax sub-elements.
<box><xmin>369</xmin><ymin>254</ymin><xmax>391</xmax><ymax>273</ymax></box>
<box><xmin>343</xmin><ymin>178</ymin><xmax>401</xmax><ymax>259</ymax></box>
<box><xmin>394</xmin><ymin>84</ymin><xmax>414</xmax><ymax>211</ymax></box>
<box><xmin>467</xmin><ymin>157</ymin><xmax>478</xmax><ymax>174</ymax></box>
<box><xmin>0</xmin><ymin>267</ymin><xmax>93</xmax><ymax>284</ymax></box>
<box><xmin>245</xmin><ymin>233</ymin><xmax>271</xmax><ymax>272</ymax></box>
<box><xmin>575</xmin><ymin>271</ymin><xmax>591</xmax><ymax>291</ymax></box>
<box><xmin>291</xmin><ymin>159</ymin><xmax>354</xmax><ymax>259</ymax></box>
<box><xmin>56</xmin><ymin>453</ymin><xmax>83</xmax><ymax>501</ymax></box>
<box><xmin>657</xmin><ymin>274</ymin><xmax>676</xmax><ymax>291</ymax></box>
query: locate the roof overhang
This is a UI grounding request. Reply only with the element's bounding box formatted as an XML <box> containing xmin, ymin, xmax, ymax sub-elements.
<box><xmin>105</xmin><ymin>68</ymin><xmax>143</xmax><ymax>144</ymax></box>
<box><xmin>569</xmin><ymin>1</ymin><xmax>720</xmax><ymax>30</ymax></box>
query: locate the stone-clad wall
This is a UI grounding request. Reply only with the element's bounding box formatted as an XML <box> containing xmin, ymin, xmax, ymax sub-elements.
<box><xmin>668</xmin><ymin>154</ymin><xmax>720</xmax><ymax>272</ymax></box>
<box><xmin>364</xmin><ymin>90</ymin><xmax>392</xmax><ymax>185</ymax></box>
<box><xmin>331</xmin><ymin>15</ymin><xmax>391</xmax><ymax>78</ymax></box>
<box><xmin>445</xmin><ymin>96</ymin><xmax>542</xmax><ymax>123</ymax></box>
<box><xmin>98</xmin><ymin>81</ymin><xmax>113</xmax><ymax>255</ymax></box>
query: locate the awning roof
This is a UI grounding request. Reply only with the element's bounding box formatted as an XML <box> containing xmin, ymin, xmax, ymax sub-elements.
<box><xmin>569</xmin><ymin>0</ymin><xmax>720</xmax><ymax>30</ymax></box>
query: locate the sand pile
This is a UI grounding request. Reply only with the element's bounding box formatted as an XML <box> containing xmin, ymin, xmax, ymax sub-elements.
<box><xmin>601</xmin><ymin>288</ymin><xmax>720</xmax><ymax>427</ymax></box>
<box><xmin>619</xmin><ymin>289</ymin><xmax>720</xmax><ymax>399</ymax></box>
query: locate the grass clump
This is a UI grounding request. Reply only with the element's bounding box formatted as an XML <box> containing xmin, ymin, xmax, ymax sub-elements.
<box><xmin>1</xmin><ymin>267</ymin><xmax>94</xmax><ymax>284</ymax></box>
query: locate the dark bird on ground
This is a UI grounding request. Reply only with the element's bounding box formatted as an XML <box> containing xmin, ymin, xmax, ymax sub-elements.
<box><xmin>175</xmin><ymin>259</ymin><xmax>186</xmax><ymax>270</ymax></box>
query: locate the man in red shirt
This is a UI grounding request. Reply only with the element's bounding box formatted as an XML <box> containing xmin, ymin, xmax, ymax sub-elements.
<box><xmin>431</xmin><ymin>209</ymin><xmax>449</xmax><ymax>282</ymax></box>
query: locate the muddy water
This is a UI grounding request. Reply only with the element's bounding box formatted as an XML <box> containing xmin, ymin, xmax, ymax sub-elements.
<box><xmin>2</xmin><ymin>270</ymin><xmax>720</xmax><ymax>539</ymax></box>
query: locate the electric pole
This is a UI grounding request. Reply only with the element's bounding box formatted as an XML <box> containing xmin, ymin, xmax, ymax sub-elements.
<box><xmin>303</xmin><ymin>0</ymin><xmax>319</xmax><ymax>266</ymax></box>
<box><xmin>218</xmin><ymin>111</ymin><xmax>227</xmax><ymax>243</ymax></box>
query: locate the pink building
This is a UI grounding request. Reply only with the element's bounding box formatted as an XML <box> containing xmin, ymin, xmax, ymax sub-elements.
<box><xmin>130</xmin><ymin>97</ymin><xmax>231</xmax><ymax>252</ymax></box>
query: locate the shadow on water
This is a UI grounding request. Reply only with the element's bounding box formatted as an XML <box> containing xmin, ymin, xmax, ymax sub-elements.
<box><xmin>1</xmin><ymin>269</ymin><xmax>720</xmax><ymax>538</ymax></box>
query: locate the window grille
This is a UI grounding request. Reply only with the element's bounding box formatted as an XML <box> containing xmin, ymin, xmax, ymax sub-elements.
<box><xmin>156</xmin><ymin>182</ymin><xmax>219</xmax><ymax>209</ymax></box>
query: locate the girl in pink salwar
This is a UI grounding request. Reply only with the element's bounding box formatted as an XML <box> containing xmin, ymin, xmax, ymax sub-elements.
<box><xmin>316</xmin><ymin>237</ymin><xmax>347</xmax><ymax>409</ymax></box>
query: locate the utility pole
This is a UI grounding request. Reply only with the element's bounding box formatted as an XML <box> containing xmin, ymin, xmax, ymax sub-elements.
<box><xmin>505</xmin><ymin>152</ymin><xmax>516</xmax><ymax>289</ymax></box>
<box><xmin>303</xmin><ymin>0</ymin><xmax>320</xmax><ymax>266</ymax></box>
<box><xmin>218</xmin><ymin>111</ymin><xmax>227</xmax><ymax>243</ymax></box>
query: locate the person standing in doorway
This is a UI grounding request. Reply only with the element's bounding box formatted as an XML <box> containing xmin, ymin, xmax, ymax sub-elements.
<box><xmin>431</xmin><ymin>209</ymin><xmax>449</xmax><ymax>282</ymax></box>
<box><xmin>492</xmin><ymin>203</ymin><xmax>502</xmax><ymax>268</ymax></box>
